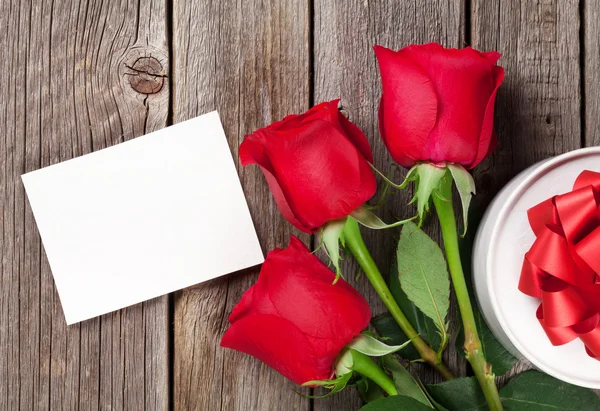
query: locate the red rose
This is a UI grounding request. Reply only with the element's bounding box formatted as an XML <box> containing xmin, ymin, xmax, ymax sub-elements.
<box><xmin>374</xmin><ymin>43</ymin><xmax>504</xmax><ymax>169</ymax></box>
<box><xmin>220</xmin><ymin>236</ymin><xmax>371</xmax><ymax>385</ymax></box>
<box><xmin>239</xmin><ymin>100</ymin><xmax>377</xmax><ymax>233</ymax></box>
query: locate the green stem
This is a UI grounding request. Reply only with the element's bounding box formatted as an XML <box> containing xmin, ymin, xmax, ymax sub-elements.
<box><xmin>343</xmin><ymin>218</ymin><xmax>455</xmax><ymax>381</ymax></box>
<box><xmin>432</xmin><ymin>173</ymin><xmax>503</xmax><ymax>411</ymax></box>
<box><xmin>350</xmin><ymin>350</ymin><xmax>398</xmax><ymax>396</ymax></box>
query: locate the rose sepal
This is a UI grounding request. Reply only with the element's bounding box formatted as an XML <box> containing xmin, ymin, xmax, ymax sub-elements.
<box><xmin>301</xmin><ymin>372</ymin><xmax>353</xmax><ymax>398</ymax></box>
<box><xmin>350</xmin><ymin>206</ymin><xmax>417</xmax><ymax>230</ymax></box>
<box><xmin>346</xmin><ymin>332</ymin><xmax>412</xmax><ymax>357</ymax></box>
<box><xmin>302</xmin><ymin>333</ymin><xmax>411</xmax><ymax>394</ymax></box>
<box><xmin>303</xmin><ymin>333</ymin><xmax>410</xmax><ymax>397</ymax></box>
<box><xmin>320</xmin><ymin>210</ymin><xmax>416</xmax><ymax>282</ymax></box>
<box><xmin>381</xmin><ymin>163</ymin><xmax>474</xmax><ymax>234</ymax></box>
<box><xmin>412</xmin><ymin>163</ymin><xmax>448</xmax><ymax>223</ymax></box>
<box><xmin>320</xmin><ymin>217</ymin><xmax>347</xmax><ymax>280</ymax></box>
<box><xmin>447</xmin><ymin>164</ymin><xmax>476</xmax><ymax>236</ymax></box>
<box><xmin>369</xmin><ymin>162</ymin><xmax>418</xmax><ymax>190</ymax></box>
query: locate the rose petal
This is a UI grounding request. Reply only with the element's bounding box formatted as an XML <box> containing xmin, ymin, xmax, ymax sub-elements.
<box><xmin>239</xmin><ymin>133</ymin><xmax>268</xmax><ymax>167</ymax></box>
<box><xmin>265</xmin><ymin>120</ymin><xmax>375</xmax><ymax>230</ymax></box>
<box><xmin>470</xmin><ymin>65</ymin><xmax>504</xmax><ymax>168</ymax></box>
<box><xmin>374</xmin><ymin>45</ymin><xmax>438</xmax><ymax>167</ymax></box>
<box><xmin>230</xmin><ymin>239</ymin><xmax>310</xmax><ymax>322</ymax></box>
<box><xmin>264</xmin><ymin>240</ymin><xmax>371</xmax><ymax>341</ymax></box>
<box><xmin>377</xmin><ymin>97</ymin><xmax>416</xmax><ymax>167</ymax></box>
<box><xmin>481</xmin><ymin>50</ymin><xmax>502</xmax><ymax>64</ymax></box>
<box><xmin>300</xmin><ymin>100</ymin><xmax>374</xmax><ymax>164</ymax></box>
<box><xmin>228</xmin><ymin>257</ymin><xmax>280</xmax><ymax>323</ymax></box>
<box><xmin>406</xmin><ymin>45</ymin><xmax>499</xmax><ymax>165</ymax></box>
<box><xmin>221</xmin><ymin>314</ymin><xmax>327</xmax><ymax>385</ymax></box>
<box><xmin>261</xmin><ymin>166</ymin><xmax>314</xmax><ymax>233</ymax></box>
<box><xmin>338</xmin><ymin>112</ymin><xmax>374</xmax><ymax>163</ymax></box>
<box><xmin>240</xmin><ymin>132</ymin><xmax>314</xmax><ymax>232</ymax></box>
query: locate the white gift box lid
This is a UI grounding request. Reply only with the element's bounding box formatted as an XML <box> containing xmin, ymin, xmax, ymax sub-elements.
<box><xmin>473</xmin><ymin>147</ymin><xmax>600</xmax><ymax>388</ymax></box>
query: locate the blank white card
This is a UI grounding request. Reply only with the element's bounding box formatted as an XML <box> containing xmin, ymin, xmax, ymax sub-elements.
<box><xmin>22</xmin><ymin>112</ymin><xmax>264</xmax><ymax>324</ymax></box>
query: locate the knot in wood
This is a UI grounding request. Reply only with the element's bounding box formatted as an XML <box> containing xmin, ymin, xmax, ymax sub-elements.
<box><xmin>126</xmin><ymin>57</ymin><xmax>166</xmax><ymax>94</ymax></box>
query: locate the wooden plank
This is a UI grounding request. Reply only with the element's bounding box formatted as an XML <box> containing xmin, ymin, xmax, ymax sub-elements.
<box><xmin>0</xmin><ymin>3</ymin><xmax>30</xmax><ymax>409</ymax></box>
<box><xmin>0</xmin><ymin>0</ymin><xmax>170</xmax><ymax>409</ymax></box>
<box><xmin>584</xmin><ymin>0</ymin><xmax>600</xmax><ymax>146</ymax></box>
<box><xmin>172</xmin><ymin>0</ymin><xmax>311</xmax><ymax>410</ymax></box>
<box><xmin>471</xmin><ymin>0</ymin><xmax>581</xmax><ymax>385</ymax></box>
<box><xmin>312</xmin><ymin>0</ymin><xmax>466</xmax><ymax>407</ymax></box>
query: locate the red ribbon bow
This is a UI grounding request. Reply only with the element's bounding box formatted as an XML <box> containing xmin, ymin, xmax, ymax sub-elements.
<box><xmin>519</xmin><ymin>170</ymin><xmax>600</xmax><ymax>359</ymax></box>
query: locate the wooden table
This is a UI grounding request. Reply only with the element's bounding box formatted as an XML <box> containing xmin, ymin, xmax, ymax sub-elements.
<box><xmin>0</xmin><ymin>0</ymin><xmax>593</xmax><ymax>409</ymax></box>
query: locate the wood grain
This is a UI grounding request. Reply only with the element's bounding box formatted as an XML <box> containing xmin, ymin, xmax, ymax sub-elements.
<box><xmin>171</xmin><ymin>0</ymin><xmax>311</xmax><ymax>409</ymax></box>
<box><xmin>312</xmin><ymin>0</ymin><xmax>467</xmax><ymax>408</ymax></box>
<box><xmin>471</xmin><ymin>0</ymin><xmax>582</xmax><ymax>385</ymax></box>
<box><xmin>0</xmin><ymin>0</ymin><xmax>169</xmax><ymax>409</ymax></box>
<box><xmin>584</xmin><ymin>0</ymin><xmax>600</xmax><ymax>146</ymax></box>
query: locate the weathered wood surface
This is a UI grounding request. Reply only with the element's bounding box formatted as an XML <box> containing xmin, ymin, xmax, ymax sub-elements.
<box><xmin>0</xmin><ymin>0</ymin><xmax>597</xmax><ymax>409</ymax></box>
<box><xmin>171</xmin><ymin>0</ymin><xmax>311</xmax><ymax>410</ymax></box>
<box><xmin>0</xmin><ymin>0</ymin><xmax>170</xmax><ymax>410</ymax></box>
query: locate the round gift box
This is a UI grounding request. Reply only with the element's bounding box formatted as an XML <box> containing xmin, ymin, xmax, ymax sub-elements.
<box><xmin>473</xmin><ymin>147</ymin><xmax>600</xmax><ymax>388</ymax></box>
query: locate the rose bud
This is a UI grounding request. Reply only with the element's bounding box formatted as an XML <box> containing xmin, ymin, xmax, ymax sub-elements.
<box><xmin>220</xmin><ymin>236</ymin><xmax>371</xmax><ymax>385</ymax></box>
<box><xmin>374</xmin><ymin>43</ymin><xmax>504</xmax><ymax>170</ymax></box>
<box><xmin>239</xmin><ymin>99</ymin><xmax>377</xmax><ymax>233</ymax></box>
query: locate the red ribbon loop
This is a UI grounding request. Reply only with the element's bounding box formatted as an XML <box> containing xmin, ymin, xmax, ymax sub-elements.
<box><xmin>519</xmin><ymin>170</ymin><xmax>600</xmax><ymax>359</ymax></box>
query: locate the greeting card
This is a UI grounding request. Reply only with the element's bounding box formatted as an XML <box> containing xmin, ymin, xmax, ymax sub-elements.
<box><xmin>22</xmin><ymin>112</ymin><xmax>264</xmax><ymax>324</ymax></box>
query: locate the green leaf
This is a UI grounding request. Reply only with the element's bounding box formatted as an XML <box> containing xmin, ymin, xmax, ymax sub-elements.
<box><xmin>414</xmin><ymin>163</ymin><xmax>447</xmax><ymax>222</ymax></box>
<box><xmin>351</xmin><ymin>206</ymin><xmax>416</xmax><ymax>230</ymax></box>
<box><xmin>390</xmin><ymin>264</ymin><xmax>442</xmax><ymax>353</ymax></box>
<box><xmin>426</xmin><ymin>377</ymin><xmax>487</xmax><ymax>411</ymax></box>
<box><xmin>454</xmin><ymin>206</ymin><xmax>518</xmax><ymax>376</ymax></box>
<box><xmin>320</xmin><ymin>218</ymin><xmax>347</xmax><ymax>281</ymax></box>
<box><xmin>425</xmin><ymin>371</ymin><xmax>600</xmax><ymax>410</ymax></box>
<box><xmin>372</xmin><ymin>261</ymin><xmax>443</xmax><ymax>361</ymax></box>
<box><xmin>448</xmin><ymin>164</ymin><xmax>476</xmax><ymax>237</ymax></box>
<box><xmin>382</xmin><ymin>356</ymin><xmax>432</xmax><ymax>407</ymax></box>
<box><xmin>360</xmin><ymin>395</ymin><xmax>434</xmax><ymax>411</ymax></box>
<box><xmin>347</xmin><ymin>333</ymin><xmax>411</xmax><ymax>357</ymax></box>
<box><xmin>499</xmin><ymin>371</ymin><xmax>600</xmax><ymax>410</ymax></box>
<box><xmin>356</xmin><ymin>377</ymin><xmax>386</xmax><ymax>404</ymax></box>
<box><xmin>418</xmin><ymin>379</ymin><xmax>450</xmax><ymax>411</ymax></box>
<box><xmin>397</xmin><ymin>222</ymin><xmax>450</xmax><ymax>339</ymax></box>
<box><xmin>372</xmin><ymin>313</ymin><xmax>421</xmax><ymax>361</ymax></box>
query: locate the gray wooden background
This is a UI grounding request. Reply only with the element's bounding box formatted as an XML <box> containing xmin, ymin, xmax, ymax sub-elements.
<box><xmin>0</xmin><ymin>0</ymin><xmax>595</xmax><ymax>409</ymax></box>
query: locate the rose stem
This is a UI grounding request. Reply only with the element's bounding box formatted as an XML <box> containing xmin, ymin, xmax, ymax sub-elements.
<box><xmin>432</xmin><ymin>174</ymin><xmax>503</xmax><ymax>411</ymax></box>
<box><xmin>350</xmin><ymin>350</ymin><xmax>398</xmax><ymax>396</ymax></box>
<box><xmin>342</xmin><ymin>217</ymin><xmax>455</xmax><ymax>380</ymax></box>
